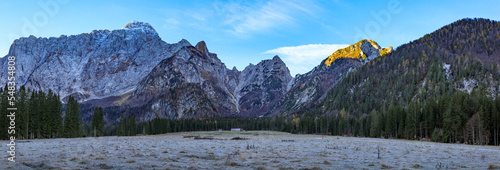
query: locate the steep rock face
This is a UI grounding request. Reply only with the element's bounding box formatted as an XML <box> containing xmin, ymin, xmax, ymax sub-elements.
<box><xmin>268</xmin><ymin>39</ymin><xmax>390</xmax><ymax>115</ymax></box>
<box><xmin>130</xmin><ymin>41</ymin><xmax>238</xmax><ymax>120</ymax></box>
<box><xmin>129</xmin><ymin>43</ymin><xmax>293</xmax><ymax>119</ymax></box>
<box><xmin>142</xmin><ymin>84</ymin><xmax>219</xmax><ymax>120</ymax></box>
<box><xmin>234</xmin><ymin>56</ymin><xmax>292</xmax><ymax>116</ymax></box>
<box><xmin>0</xmin><ymin>21</ymin><xmax>190</xmax><ymax>102</ymax></box>
<box><xmin>225</xmin><ymin>66</ymin><xmax>240</xmax><ymax>94</ymax></box>
<box><xmin>269</xmin><ymin>58</ymin><xmax>362</xmax><ymax>115</ymax></box>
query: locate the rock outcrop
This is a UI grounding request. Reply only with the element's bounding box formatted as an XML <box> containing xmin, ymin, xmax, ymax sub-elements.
<box><xmin>234</xmin><ymin>56</ymin><xmax>293</xmax><ymax>116</ymax></box>
<box><xmin>324</xmin><ymin>39</ymin><xmax>392</xmax><ymax>66</ymax></box>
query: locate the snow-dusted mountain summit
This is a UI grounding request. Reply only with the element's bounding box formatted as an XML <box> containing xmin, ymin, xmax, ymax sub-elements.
<box><xmin>0</xmin><ymin>21</ymin><xmax>190</xmax><ymax>102</ymax></box>
<box><xmin>0</xmin><ymin>21</ymin><xmax>294</xmax><ymax>123</ymax></box>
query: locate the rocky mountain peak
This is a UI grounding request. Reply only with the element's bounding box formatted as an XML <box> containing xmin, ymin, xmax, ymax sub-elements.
<box><xmin>254</xmin><ymin>55</ymin><xmax>286</xmax><ymax>67</ymax></box>
<box><xmin>234</xmin><ymin>55</ymin><xmax>293</xmax><ymax>116</ymax></box>
<box><xmin>0</xmin><ymin>21</ymin><xmax>192</xmax><ymax>103</ymax></box>
<box><xmin>89</xmin><ymin>29</ymin><xmax>111</xmax><ymax>34</ymax></box>
<box><xmin>195</xmin><ymin>41</ymin><xmax>209</xmax><ymax>56</ymax></box>
<box><xmin>323</xmin><ymin>39</ymin><xmax>392</xmax><ymax>66</ymax></box>
<box><xmin>178</xmin><ymin>39</ymin><xmax>192</xmax><ymax>47</ymax></box>
<box><xmin>122</xmin><ymin>21</ymin><xmax>157</xmax><ymax>35</ymax></box>
<box><xmin>250</xmin><ymin>55</ymin><xmax>289</xmax><ymax>75</ymax></box>
<box><xmin>272</xmin><ymin>55</ymin><xmax>282</xmax><ymax>61</ymax></box>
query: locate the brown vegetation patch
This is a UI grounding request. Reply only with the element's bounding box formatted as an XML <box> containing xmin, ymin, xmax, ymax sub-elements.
<box><xmin>231</xmin><ymin>137</ymin><xmax>249</xmax><ymax>140</ymax></box>
<box><xmin>194</xmin><ymin>136</ymin><xmax>214</xmax><ymax>140</ymax></box>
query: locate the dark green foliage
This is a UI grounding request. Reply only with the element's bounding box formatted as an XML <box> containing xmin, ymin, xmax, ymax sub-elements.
<box><xmin>117</xmin><ymin>115</ymin><xmax>126</xmax><ymax>136</ymax></box>
<box><xmin>117</xmin><ymin>115</ymin><xmax>136</xmax><ymax>136</ymax></box>
<box><xmin>47</xmin><ymin>89</ymin><xmax>63</xmax><ymax>138</ymax></box>
<box><xmin>128</xmin><ymin>115</ymin><xmax>136</xmax><ymax>136</ymax></box>
<box><xmin>63</xmin><ymin>96</ymin><xmax>82</xmax><ymax>138</ymax></box>
<box><xmin>140</xmin><ymin>116</ymin><xmax>292</xmax><ymax>135</ymax></box>
<box><xmin>91</xmin><ymin>107</ymin><xmax>105</xmax><ymax>137</ymax></box>
<box><xmin>0</xmin><ymin>87</ymin><xmax>65</xmax><ymax>140</ymax></box>
<box><xmin>17</xmin><ymin>86</ymin><xmax>28</xmax><ymax>139</ymax></box>
<box><xmin>0</xmin><ymin>85</ymin><xmax>8</xmax><ymax>140</ymax></box>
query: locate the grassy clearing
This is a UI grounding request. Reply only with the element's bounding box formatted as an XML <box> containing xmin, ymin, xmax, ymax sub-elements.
<box><xmin>5</xmin><ymin>131</ymin><xmax>500</xmax><ymax>169</ymax></box>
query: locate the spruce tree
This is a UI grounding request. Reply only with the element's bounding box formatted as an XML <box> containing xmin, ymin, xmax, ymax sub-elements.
<box><xmin>17</xmin><ymin>86</ymin><xmax>28</xmax><ymax>139</ymax></box>
<box><xmin>91</xmin><ymin>107</ymin><xmax>104</xmax><ymax>137</ymax></box>
<box><xmin>28</xmin><ymin>90</ymin><xmax>36</xmax><ymax>139</ymax></box>
<box><xmin>50</xmin><ymin>92</ymin><xmax>63</xmax><ymax>138</ymax></box>
<box><xmin>0</xmin><ymin>85</ymin><xmax>8</xmax><ymax>140</ymax></box>
<box><xmin>63</xmin><ymin>97</ymin><xmax>72</xmax><ymax>138</ymax></box>
<box><xmin>385</xmin><ymin>105</ymin><xmax>395</xmax><ymax>138</ymax></box>
<box><xmin>118</xmin><ymin>115</ymin><xmax>126</xmax><ymax>136</ymax></box>
<box><xmin>495</xmin><ymin>98</ymin><xmax>500</xmax><ymax>145</ymax></box>
<box><xmin>406</xmin><ymin>102</ymin><xmax>417</xmax><ymax>140</ymax></box>
<box><xmin>64</xmin><ymin>96</ymin><xmax>82</xmax><ymax>138</ymax></box>
<box><xmin>38</xmin><ymin>90</ymin><xmax>49</xmax><ymax>138</ymax></box>
<box><xmin>128</xmin><ymin>115</ymin><xmax>136</xmax><ymax>136</ymax></box>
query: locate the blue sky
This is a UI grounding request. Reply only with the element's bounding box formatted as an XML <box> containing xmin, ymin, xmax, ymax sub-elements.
<box><xmin>1</xmin><ymin>0</ymin><xmax>499</xmax><ymax>76</ymax></box>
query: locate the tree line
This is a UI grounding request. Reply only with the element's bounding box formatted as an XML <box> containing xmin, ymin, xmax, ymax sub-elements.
<box><xmin>117</xmin><ymin>115</ymin><xmax>136</xmax><ymax>136</ymax></box>
<box><xmin>352</xmin><ymin>89</ymin><xmax>500</xmax><ymax>145</ymax></box>
<box><xmin>2</xmin><ymin>85</ymin><xmax>499</xmax><ymax>146</ymax></box>
<box><xmin>0</xmin><ymin>85</ymin><xmax>106</xmax><ymax>139</ymax></box>
<box><xmin>139</xmin><ymin>88</ymin><xmax>499</xmax><ymax>146</ymax></box>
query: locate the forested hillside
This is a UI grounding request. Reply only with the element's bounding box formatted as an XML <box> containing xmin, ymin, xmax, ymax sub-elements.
<box><xmin>306</xmin><ymin>18</ymin><xmax>500</xmax><ymax>145</ymax></box>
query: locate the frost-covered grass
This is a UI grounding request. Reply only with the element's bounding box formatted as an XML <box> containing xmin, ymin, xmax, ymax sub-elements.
<box><xmin>2</xmin><ymin>131</ymin><xmax>500</xmax><ymax>169</ymax></box>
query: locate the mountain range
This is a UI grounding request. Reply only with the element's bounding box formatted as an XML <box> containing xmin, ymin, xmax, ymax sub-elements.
<box><xmin>1</xmin><ymin>18</ymin><xmax>498</xmax><ymax>125</ymax></box>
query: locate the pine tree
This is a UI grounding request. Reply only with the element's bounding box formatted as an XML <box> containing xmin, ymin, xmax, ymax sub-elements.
<box><xmin>64</xmin><ymin>96</ymin><xmax>82</xmax><ymax>138</ymax></box>
<box><xmin>38</xmin><ymin>90</ymin><xmax>49</xmax><ymax>138</ymax></box>
<box><xmin>0</xmin><ymin>85</ymin><xmax>8</xmax><ymax>140</ymax></box>
<box><xmin>442</xmin><ymin>106</ymin><xmax>453</xmax><ymax>143</ymax></box>
<box><xmin>144</xmin><ymin>120</ymin><xmax>151</xmax><ymax>135</ymax></box>
<box><xmin>118</xmin><ymin>115</ymin><xmax>126</xmax><ymax>136</ymax></box>
<box><xmin>405</xmin><ymin>102</ymin><xmax>417</xmax><ymax>140</ymax></box>
<box><xmin>495</xmin><ymin>98</ymin><xmax>500</xmax><ymax>145</ymax></box>
<box><xmin>370</xmin><ymin>110</ymin><xmax>380</xmax><ymax>137</ymax></box>
<box><xmin>385</xmin><ymin>104</ymin><xmax>395</xmax><ymax>138</ymax></box>
<box><xmin>91</xmin><ymin>107</ymin><xmax>104</xmax><ymax>137</ymax></box>
<box><xmin>128</xmin><ymin>115</ymin><xmax>136</xmax><ymax>136</ymax></box>
<box><xmin>28</xmin><ymin>90</ymin><xmax>37</xmax><ymax>139</ymax></box>
<box><xmin>17</xmin><ymin>86</ymin><xmax>28</xmax><ymax>139</ymax></box>
<box><xmin>50</xmin><ymin>92</ymin><xmax>63</xmax><ymax>138</ymax></box>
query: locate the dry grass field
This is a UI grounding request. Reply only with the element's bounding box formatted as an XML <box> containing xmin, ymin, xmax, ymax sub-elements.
<box><xmin>2</xmin><ymin>131</ymin><xmax>500</xmax><ymax>169</ymax></box>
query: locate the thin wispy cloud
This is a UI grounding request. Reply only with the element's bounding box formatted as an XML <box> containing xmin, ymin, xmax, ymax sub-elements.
<box><xmin>214</xmin><ymin>0</ymin><xmax>319</xmax><ymax>38</ymax></box>
<box><xmin>164</xmin><ymin>18</ymin><xmax>179</xmax><ymax>27</ymax></box>
<box><xmin>159</xmin><ymin>0</ymin><xmax>320</xmax><ymax>40</ymax></box>
<box><xmin>264</xmin><ymin>44</ymin><xmax>349</xmax><ymax>75</ymax></box>
<box><xmin>159</xmin><ymin>7</ymin><xmax>217</xmax><ymax>36</ymax></box>
<box><xmin>157</xmin><ymin>1</ymin><xmax>331</xmax><ymax>75</ymax></box>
